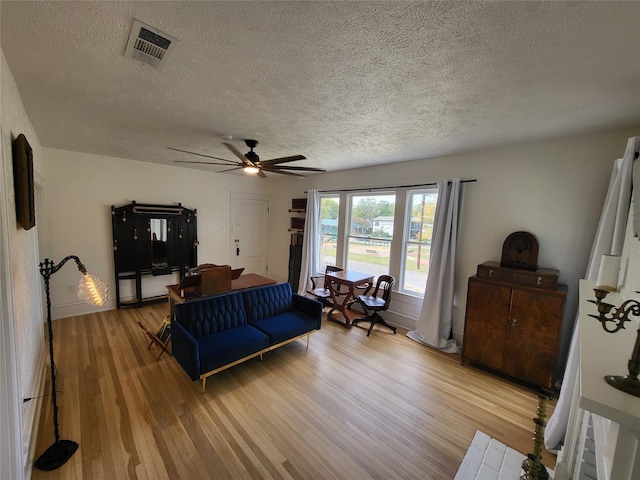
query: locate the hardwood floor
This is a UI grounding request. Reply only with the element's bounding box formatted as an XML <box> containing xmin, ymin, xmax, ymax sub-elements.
<box><xmin>31</xmin><ymin>303</ymin><xmax>557</xmax><ymax>479</ymax></box>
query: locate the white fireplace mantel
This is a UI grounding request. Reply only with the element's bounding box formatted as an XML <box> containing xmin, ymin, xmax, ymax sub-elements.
<box><xmin>554</xmin><ymin>280</ymin><xmax>640</xmax><ymax>479</ymax></box>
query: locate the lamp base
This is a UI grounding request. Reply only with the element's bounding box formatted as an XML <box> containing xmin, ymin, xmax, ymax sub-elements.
<box><xmin>605</xmin><ymin>374</ymin><xmax>640</xmax><ymax>398</ymax></box>
<box><xmin>34</xmin><ymin>439</ymin><xmax>78</xmax><ymax>471</ymax></box>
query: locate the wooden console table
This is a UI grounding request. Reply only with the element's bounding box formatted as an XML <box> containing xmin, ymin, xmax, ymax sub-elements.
<box><xmin>166</xmin><ymin>273</ymin><xmax>276</xmax><ymax>319</ymax></box>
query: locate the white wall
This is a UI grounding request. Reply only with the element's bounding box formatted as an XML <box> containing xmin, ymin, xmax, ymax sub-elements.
<box><xmin>1</xmin><ymin>51</ymin><xmax>45</xmax><ymax>480</ymax></box>
<box><xmin>42</xmin><ymin>148</ymin><xmax>270</xmax><ymax>318</ymax></box>
<box><xmin>2</xmin><ymin>38</ymin><xmax>638</xmax><ymax>477</ymax></box>
<box><xmin>268</xmin><ymin>128</ymin><xmax>640</xmax><ymax>372</ymax></box>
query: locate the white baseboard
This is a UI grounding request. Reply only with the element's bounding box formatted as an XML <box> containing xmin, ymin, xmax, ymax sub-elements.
<box><xmin>50</xmin><ymin>286</ymin><xmax>170</xmax><ymax>320</ymax></box>
<box><xmin>377</xmin><ymin>309</ymin><xmax>418</xmax><ymax>331</ymax></box>
<box><xmin>22</xmin><ymin>348</ymin><xmax>46</xmax><ymax>480</ymax></box>
<box><xmin>52</xmin><ymin>297</ymin><xmax>114</xmax><ymax>320</ymax></box>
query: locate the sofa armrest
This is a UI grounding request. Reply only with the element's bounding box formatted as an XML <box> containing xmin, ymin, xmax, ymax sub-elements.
<box><xmin>292</xmin><ymin>293</ymin><xmax>323</xmax><ymax>330</ymax></box>
<box><xmin>171</xmin><ymin>321</ymin><xmax>200</xmax><ymax>381</ymax></box>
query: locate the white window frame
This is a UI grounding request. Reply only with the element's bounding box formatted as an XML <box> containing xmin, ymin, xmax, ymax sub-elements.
<box><xmin>345</xmin><ymin>191</ymin><xmax>396</xmax><ymax>275</ymax></box>
<box><xmin>316</xmin><ymin>193</ymin><xmax>341</xmax><ymax>275</ymax></box>
<box><xmin>400</xmin><ymin>188</ymin><xmax>439</xmax><ymax>296</ymax></box>
<box><xmin>312</xmin><ymin>187</ymin><xmax>439</xmax><ymax>299</ymax></box>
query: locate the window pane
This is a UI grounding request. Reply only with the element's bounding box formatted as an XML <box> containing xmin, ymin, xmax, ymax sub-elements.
<box><xmin>402</xmin><ymin>190</ymin><xmax>437</xmax><ymax>295</ymax></box>
<box><xmin>346</xmin><ymin>194</ymin><xmax>395</xmax><ymax>277</ymax></box>
<box><xmin>319</xmin><ymin>196</ymin><xmax>339</xmax><ymax>273</ymax></box>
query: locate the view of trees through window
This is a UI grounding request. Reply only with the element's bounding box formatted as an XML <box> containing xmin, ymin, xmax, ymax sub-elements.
<box><xmin>319</xmin><ymin>196</ymin><xmax>339</xmax><ymax>271</ymax></box>
<box><xmin>317</xmin><ymin>189</ymin><xmax>438</xmax><ymax>297</ymax></box>
<box><xmin>346</xmin><ymin>194</ymin><xmax>396</xmax><ymax>276</ymax></box>
<box><xmin>403</xmin><ymin>190</ymin><xmax>437</xmax><ymax>294</ymax></box>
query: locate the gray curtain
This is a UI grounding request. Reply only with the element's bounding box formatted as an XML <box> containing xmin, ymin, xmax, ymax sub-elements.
<box><xmin>297</xmin><ymin>189</ymin><xmax>319</xmax><ymax>295</ymax></box>
<box><xmin>407</xmin><ymin>179</ymin><xmax>461</xmax><ymax>353</ymax></box>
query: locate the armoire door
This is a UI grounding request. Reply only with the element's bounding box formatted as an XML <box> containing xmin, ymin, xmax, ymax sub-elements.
<box><xmin>503</xmin><ymin>288</ymin><xmax>564</xmax><ymax>388</ymax></box>
<box><xmin>463</xmin><ymin>279</ymin><xmax>511</xmax><ymax>371</ymax></box>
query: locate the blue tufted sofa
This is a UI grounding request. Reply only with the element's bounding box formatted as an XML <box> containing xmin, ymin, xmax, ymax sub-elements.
<box><xmin>172</xmin><ymin>282</ymin><xmax>322</xmax><ymax>391</ymax></box>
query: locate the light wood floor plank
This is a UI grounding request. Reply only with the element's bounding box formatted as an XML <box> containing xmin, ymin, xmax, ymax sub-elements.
<box><xmin>31</xmin><ymin>303</ymin><xmax>557</xmax><ymax>479</ymax></box>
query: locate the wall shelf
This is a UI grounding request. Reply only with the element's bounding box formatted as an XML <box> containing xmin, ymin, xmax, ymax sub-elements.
<box><xmin>288</xmin><ymin>198</ymin><xmax>306</xmax><ymax>292</ymax></box>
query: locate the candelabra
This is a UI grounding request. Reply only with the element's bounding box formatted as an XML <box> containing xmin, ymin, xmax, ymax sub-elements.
<box><xmin>34</xmin><ymin>256</ymin><xmax>108</xmax><ymax>471</ymax></box>
<box><xmin>588</xmin><ymin>288</ymin><xmax>640</xmax><ymax>397</ymax></box>
<box><xmin>520</xmin><ymin>394</ymin><xmax>550</xmax><ymax>480</ymax></box>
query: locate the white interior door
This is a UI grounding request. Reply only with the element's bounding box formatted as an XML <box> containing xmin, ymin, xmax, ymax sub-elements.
<box><xmin>230</xmin><ymin>193</ymin><xmax>269</xmax><ymax>275</ymax></box>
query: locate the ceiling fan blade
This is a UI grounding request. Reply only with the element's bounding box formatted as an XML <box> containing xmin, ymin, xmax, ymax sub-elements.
<box><xmin>257</xmin><ymin>169</ymin><xmax>267</xmax><ymax>178</ymax></box>
<box><xmin>168</xmin><ymin>147</ymin><xmax>238</xmax><ymax>164</ymax></box>
<box><xmin>260</xmin><ymin>167</ymin><xmax>306</xmax><ymax>177</ymax></box>
<box><xmin>174</xmin><ymin>160</ymin><xmax>242</xmax><ymax>166</ymax></box>
<box><xmin>217</xmin><ymin>166</ymin><xmax>245</xmax><ymax>173</ymax></box>
<box><xmin>269</xmin><ymin>166</ymin><xmax>326</xmax><ymax>172</ymax></box>
<box><xmin>223</xmin><ymin>142</ymin><xmax>254</xmax><ymax>167</ymax></box>
<box><xmin>259</xmin><ymin>155</ymin><xmax>307</xmax><ymax>166</ymax></box>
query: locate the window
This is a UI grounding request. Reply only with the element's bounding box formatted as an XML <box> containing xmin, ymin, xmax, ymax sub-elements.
<box><xmin>313</xmin><ymin>187</ymin><xmax>438</xmax><ymax>298</ymax></box>
<box><xmin>319</xmin><ymin>195</ymin><xmax>339</xmax><ymax>273</ymax></box>
<box><xmin>346</xmin><ymin>193</ymin><xmax>396</xmax><ymax>277</ymax></box>
<box><xmin>402</xmin><ymin>189</ymin><xmax>438</xmax><ymax>295</ymax></box>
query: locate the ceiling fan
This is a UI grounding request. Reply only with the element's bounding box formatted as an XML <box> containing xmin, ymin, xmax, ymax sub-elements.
<box><xmin>169</xmin><ymin>139</ymin><xmax>326</xmax><ymax>178</ymax></box>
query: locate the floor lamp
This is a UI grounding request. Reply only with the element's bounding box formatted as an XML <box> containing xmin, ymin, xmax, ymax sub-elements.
<box><xmin>34</xmin><ymin>255</ymin><xmax>108</xmax><ymax>471</ymax></box>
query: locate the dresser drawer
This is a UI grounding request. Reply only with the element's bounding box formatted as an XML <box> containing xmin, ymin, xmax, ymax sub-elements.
<box><xmin>476</xmin><ymin>261</ymin><xmax>559</xmax><ymax>290</ymax></box>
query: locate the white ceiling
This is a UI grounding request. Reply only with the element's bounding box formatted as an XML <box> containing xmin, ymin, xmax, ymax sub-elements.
<box><xmin>1</xmin><ymin>1</ymin><xmax>639</xmax><ymax>177</ymax></box>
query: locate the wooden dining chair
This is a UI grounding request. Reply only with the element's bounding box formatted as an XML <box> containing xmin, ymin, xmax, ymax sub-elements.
<box><xmin>352</xmin><ymin>275</ymin><xmax>396</xmax><ymax>336</ymax></box>
<box><xmin>347</xmin><ymin>279</ymin><xmax>372</xmax><ymax>309</ymax></box>
<box><xmin>307</xmin><ymin>265</ymin><xmax>345</xmax><ymax>308</ymax></box>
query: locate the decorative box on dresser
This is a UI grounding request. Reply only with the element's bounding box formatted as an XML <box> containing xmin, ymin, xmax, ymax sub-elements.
<box><xmin>554</xmin><ymin>280</ymin><xmax>640</xmax><ymax>480</ymax></box>
<box><xmin>462</xmin><ymin>261</ymin><xmax>567</xmax><ymax>390</ymax></box>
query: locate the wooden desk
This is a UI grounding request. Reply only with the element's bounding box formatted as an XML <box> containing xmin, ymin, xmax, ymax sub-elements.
<box><xmin>167</xmin><ymin>273</ymin><xmax>277</xmax><ymax>319</ymax></box>
<box><xmin>230</xmin><ymin>273</ymin><xmax>277</xmax><ymax>291</ymax></box>
<box><xmin>326</xmin><ymin>269</ymin><xmax>374</xmax><ymax>327</ymax></box>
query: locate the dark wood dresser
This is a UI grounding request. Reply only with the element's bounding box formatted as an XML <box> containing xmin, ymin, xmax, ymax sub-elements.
<box><xmin>462</xmin><ymin>262</ymin><xmax>567</xmax><ymax>389</ymax></box>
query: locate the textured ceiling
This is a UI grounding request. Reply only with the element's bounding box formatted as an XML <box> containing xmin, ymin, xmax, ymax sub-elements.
<box><xmin>1</xmin><ymin>1</ymin><xmax>639</xmax><ymax>176</ymax></box>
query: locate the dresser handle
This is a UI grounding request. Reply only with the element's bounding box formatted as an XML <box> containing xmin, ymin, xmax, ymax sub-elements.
<box><xmin>509</xmin><ymin>318</ymin><xmax>517</xmax><ymax>326</ymax></box>
<box><xmin>489</xmin><ymin>269</ymin><xmax>493</xmax><ymax>278</ymax></box>
<box><xmin>537</xmin><ymin>276</ymin><xmax>542</xmax><ymax>286</ymax></box>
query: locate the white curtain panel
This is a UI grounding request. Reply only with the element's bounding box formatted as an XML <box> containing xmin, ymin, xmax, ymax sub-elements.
<box><xmin>407</xmin><ymin>178</ymin><xmax>461</xmax><ymax>353</ymax></box>
<box><xmin>297</xmin><ymin>189</ymin><xmax>319</xmax><ymax>295</ymax></box>
<box><xmin>544</xmin><ymin>136</ymin><xmax>640</xmax><ymax>451</ymax></box>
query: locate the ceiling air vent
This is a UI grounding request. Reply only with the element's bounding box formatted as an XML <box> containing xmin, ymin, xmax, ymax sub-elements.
<box><xmin>124</xmin><ymin>19</ymin><xmax>177</xmax><ymax>70</ymax></box>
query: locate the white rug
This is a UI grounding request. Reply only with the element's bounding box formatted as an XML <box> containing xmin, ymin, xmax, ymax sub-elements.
<box><xmin>455</xmin><ymin>431</ymin><xmax>554</xmax><ymax>480</ymax></box>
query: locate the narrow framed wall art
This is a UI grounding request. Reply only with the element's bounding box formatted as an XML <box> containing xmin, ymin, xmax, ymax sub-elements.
<box><xmin>12</xmin><ymin>133</ymin><xmax>35</xmax><ymax>230</ymax></box>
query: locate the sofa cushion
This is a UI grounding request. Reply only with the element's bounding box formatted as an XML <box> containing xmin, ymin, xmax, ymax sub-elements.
<box><xmin>243</xmin><ymin>282</ymin><xmax>294</xmax><ymax>323</ymax></box>
<box><xmin>251</xmin><ymin>311</ymin><xmax>318</xmax><ymax>345</ymax></box>
<box><xmin>175</xmin><ymin>291</ymin><xmax>247</xmax><ymax>338</ymax></box>
<box><xmin>197</xmin><ymin>325</ymin><xmax>270</xmax><ymax>374</ymax></box>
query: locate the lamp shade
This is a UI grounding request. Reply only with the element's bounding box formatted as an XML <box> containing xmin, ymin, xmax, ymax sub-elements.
<box><xmin>77</xmin><ymin>273</ymin><xmax>108</xmax><ymax>306</ymax></box>
<box><xmin>595</xmin><ymin>254</ymin><xmax>621</xmax><ymax>291</ymax></box>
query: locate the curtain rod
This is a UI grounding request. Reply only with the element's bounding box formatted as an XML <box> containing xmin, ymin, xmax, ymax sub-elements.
<box><xmin>311</xmin><ymin>179</ymin><xmax>476</xmax><ymax>194</ymax></box>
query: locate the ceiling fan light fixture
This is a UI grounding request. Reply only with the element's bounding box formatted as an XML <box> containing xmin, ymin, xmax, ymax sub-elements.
<box><xmin>172</xmin><ymin>138</ymin><xmax>321</xmax><ymax>178</ymax></box>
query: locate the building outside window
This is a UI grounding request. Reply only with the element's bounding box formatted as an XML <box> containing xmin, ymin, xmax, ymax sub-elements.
<box><xmin>346</xmin><ymin>193</ymin><xmax>396</xmax><ymax>276</ymax></box>
<box><xmin>314</xmin><ymin>188</ymin><xmax>438</xmax><ymax>298</ymax></box>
